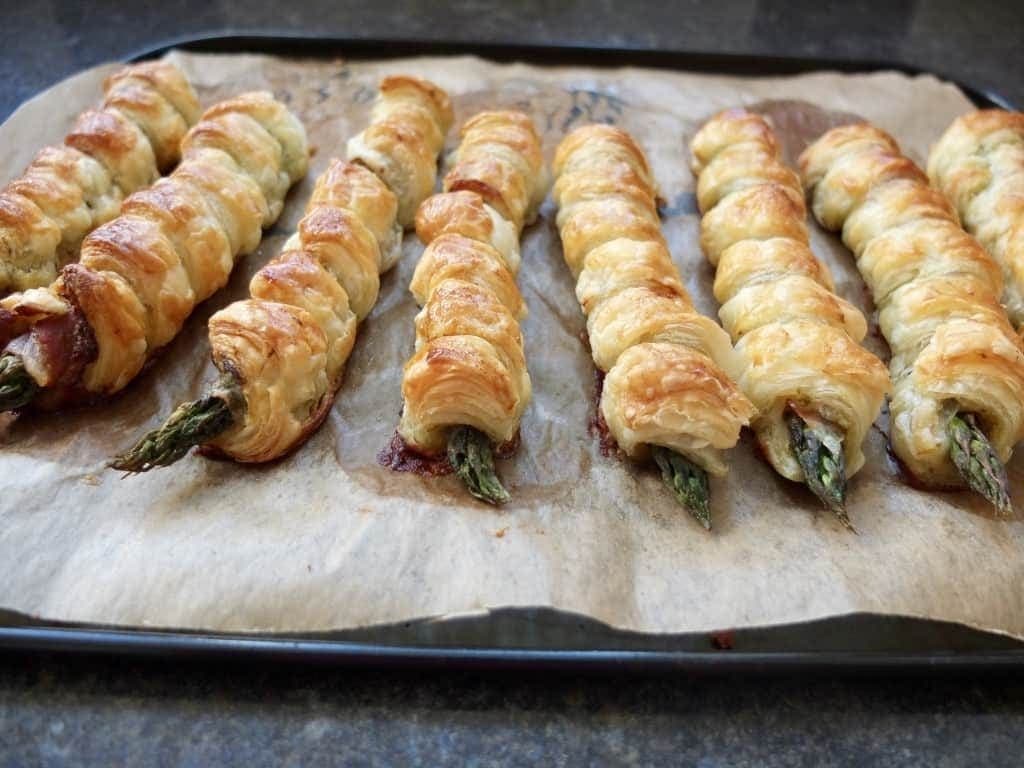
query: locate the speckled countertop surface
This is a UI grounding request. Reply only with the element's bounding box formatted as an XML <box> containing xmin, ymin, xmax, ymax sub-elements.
<box><xmin>3</xmin><ymin>652</ymin><xmax>1024</xmax><ymax>766</ymax></box>
<box><xmin>2</xmin><ymin>1</ymin><xmax>1024</xmax><ymax>764</ymax></box>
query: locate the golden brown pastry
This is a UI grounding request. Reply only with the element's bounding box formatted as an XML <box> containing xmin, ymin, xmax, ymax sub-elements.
<box><xmin>408</xmin><ymin>232</ymin><xmax>525</xmax><ymax>319</ymax></box>
<box><xmin>414</xmin><ymin>190</ymin><xmax>520</xmax><ymax>274</ymax></box>
<box><xmin>554</xmin><ymin>123</ymin><xmax>755</xmax><ymax>527</ymax></box>
<box><xmin>113</xmin><ymin>78</ymin><xmax>453</xmax><ymax>470</ymax></box>
<box><xmin>0</xmin><ymin>92</ymin><xmax>307</xmax><ymax>415</ymax></box>
<box><xmin>928</xmin><ymin>110</ymin><xmax>1024</xmax><ymax>326</ymax></box>
<box><xmin>311</xmin><ymin>159</ymin><xmax>404</xmax><ymax>272</ymax></box>
<box><xmin>690</xmin><ymin>109</ymin><xmax>890</xmax><ymax>522</ymax></box>
<box><xmin>400</xmin><ymin>236</ymin><xmax>529</xmax><ymax>452</ymax></box>
<box><xmin>800</xmin><ymin>121</ymin><xmax>1024</xmax><ymax>511</ymax></box>
<box><xmin>0</xmin><ymin>61</ymin><xmax>199</xmax><ymax>294</ymax></box>
<box><xmin>346</xmin><ymin>75</ymin><xmax>453</xmax><ymax>228</ymax></box>
<box><xmin>395</xmin><ymin>110</ymin><xmax>544</xmax><ymax>504</ymax></box>
<box><xmin>442</xmin><ymin>111</ymin><xmax>549</xmax><ymax>232</ymax></box>
<box><xmin>203</xmin><ymin>162</ymin><xmax>394</xmax><ymax>463</ymax></box>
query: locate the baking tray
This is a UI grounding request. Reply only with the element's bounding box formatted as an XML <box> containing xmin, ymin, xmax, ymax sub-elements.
<box><xmin>1</xmin><ymin>33</ymin><xmax>1022</xmax><ymax>674</ymax></box>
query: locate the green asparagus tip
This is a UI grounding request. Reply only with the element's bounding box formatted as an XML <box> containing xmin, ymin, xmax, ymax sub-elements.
<box><xmin>652</xmin><ymin>445</ymin><xmax>711</xmax><ymax>530</ymax></box>
<box><xmin>111</xmin><ymin>377</ymin><xmax>240</xmax><ymax>473</ymax></box>
<box><xmin>0</xmin><ymin>353</ymin><xmax>40</xmax><ymax>412</ymax></box>
<box><xmin>448</xmin><ymin>426</ymin><xmax>510</xmax><ymax>505</ymax></box>
<box><xmin>787</xmin><ymin>409</ymin><xmax>854</xmax><ymax>532</ymax></box>
<box><xmin>949</xmin><ymin>413</ymin><xmax>1012</xmax><ymax>514</ymax></box>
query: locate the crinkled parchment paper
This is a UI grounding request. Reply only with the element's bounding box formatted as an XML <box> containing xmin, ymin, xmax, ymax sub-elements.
<box><xmin>1</xmin><ymin>50</ymin><xmax>1021</xmax><ymax>638</ymax></box>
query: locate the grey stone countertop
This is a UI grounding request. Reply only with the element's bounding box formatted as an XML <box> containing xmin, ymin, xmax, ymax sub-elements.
<box><xmin>2</xmin><ymin>651</ymin><xmax>1024</xmax><ymax>767</ymax></box>
<box><xmin>2</xmin><ymin>1</ymin><xmax>1023</xmax><ymax>765</ymax></box>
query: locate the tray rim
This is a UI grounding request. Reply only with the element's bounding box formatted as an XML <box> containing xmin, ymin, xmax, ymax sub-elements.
<box><xmin>3</xmin><ymin>625</ymin><xmax>1024</xmax><ymax>673</ymax></box>
<box><xmin>128</xmin><ymin>31</ymin><xmax>1016</xmax><ymax>110</ymax></box>
<box><xmin>2</xmin><ymin>33</ymin><xmax>1019</xmax><ymax>673</ymax></box>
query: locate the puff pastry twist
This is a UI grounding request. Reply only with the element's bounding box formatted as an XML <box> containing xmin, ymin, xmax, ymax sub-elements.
<box><xmin>113</xmin><ymin>77</ymin><xmax>451</xmax><ymax>471</ymax></box>
<box><xmin>800</xmin><ymin>122</ymin><xmax>1024</xmax><ymax>510</ymax></box>
<box><xmin>0</xmin><ymin>92</ymin><xmax>308</xmax><ymax>415</ymax></box>
<box><xmin>0</xmin><ymin>61</ymin><xmax>200</xmax><ymax>294</ymax></box>
<box><xmin>198</xmin><ymin>161</ymin><xmax>399</xmax><ymax>462</ymax></box>
<box><xmin>346</xmin><ymin>75</ymin><xmax>454</xmax><ymax>229</ymax></box>
<box><xmin>554</xmin><ymin>124</ymin><xmax>755</xmax><ymax>527</ymax></box>
<box><xmin>395</xmin><ymin>110</ymin><xmax>545</xmax><ymax>504</ymax></box>
<box><xmin>928</xmin><ymin>110</ymin><xmax>1024</xmax><ymax>327</ymax></box>
<box><xmin>690</xmin><ymin>109</ymin><xmax>890</xmax><ymax>521</ymax></box>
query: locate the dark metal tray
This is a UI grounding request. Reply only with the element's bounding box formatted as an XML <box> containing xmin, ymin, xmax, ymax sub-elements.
<box><xmin>2</xmin><ymin>34</ymin><xmax>1020</xmax><ymax>673</ymax></box>
<box><xmin>2</xmin><ymin>608</ymin><xmax>1024</xmax><ymax>673</ymax></box>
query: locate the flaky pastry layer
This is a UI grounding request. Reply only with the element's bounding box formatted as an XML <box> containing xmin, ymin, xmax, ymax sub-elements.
<box><xmin>346</xmin><ymin>75</ymin><xmax>453</xmax><ymax>228</ymax></box>
<box><xmin>928</xmin><ymin>110</ymin><xmax>1024</xmax><ymax>326</ymax></box>
<box><xmin>4</xmin><ymin>92</ymin><xmax>308</xmax><ymax>407</ymax></box>
<box><xmin>0</xmin><ymin>61</ymin><xmax>200</xmax><ymax>293</ymax></box>
<box><xmin>691</xmin><ymin>109</ymin><xmax>889</xmax><ymax>481</ymax></box>
<box><xmin>399</xmin><ymin>110</ymin><xmax>543</xmax><ymax>456</ymax></box>
<box><xmin>556</xmin><ymin>123</ymin><xmax>754</xmax><ymax>475</ymax></box>
<box><xmin>801</xmin><ymin>121</ymin><xmax>1024</xmax><ymax>486</ymax></box>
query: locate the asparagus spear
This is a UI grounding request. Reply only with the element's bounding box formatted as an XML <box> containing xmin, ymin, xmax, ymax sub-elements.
<box><xmin>651</xmin><ymin>445</ymin><xmax>711</xmax><ymax>530</ymax></box>
<box><xmin>786</xmin><ymin>408</ymin><xmax>853</xmax><ymax>531</ymax></box>
<box><xmin>0</xmin><ymin>353</ymin><xmax>39</xmax><ymax>411</ymax></box>
<box><xmin>447</xmin><ymin>425</ymin><xmax>510</xmax><ymax>505</ymax></box>
<box><xmin>949</xmin><ymin>412</ymin><xmax>1012</xmax><ymax>514</ymax></box>
<box><xmin>111</xmin><ymin>375</ymin><xmax>242</xmax><ymax>472</ymax></box>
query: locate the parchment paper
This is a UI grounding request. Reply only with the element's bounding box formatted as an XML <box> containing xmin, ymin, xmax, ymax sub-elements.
<box><xmin>2</xmin><ymin>50</ymin><xmax>1022</xmax><ymax>639</ymax></box>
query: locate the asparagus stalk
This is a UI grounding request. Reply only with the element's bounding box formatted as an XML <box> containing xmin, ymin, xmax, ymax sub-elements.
<box><xmin>447</xmin><ymin>426</ymin><xmax>510</xmax><ymax>505</ymax></box>
<box><xmin>786</xmin><ymin>409</ymin><xmax>853</xmax><ymax>531</ymax></box>
<box><xmin>949</xmin><ymin>413</ymin><xmax>1012</xmax><ymax>514</ymax></box>
<box><xmin>0</xmin><ymin>353</ymin><xmax>39</xmax><ymax>411</ymax></box>
<box><xmin>651</xmin><ymin>445</ymin><xmax>711</xmax><ymax>530</ymax></box>
<box><xmin>111</xmin><ymin>375</ymin><xmax>242</xmax><ymax>473</ymax></box>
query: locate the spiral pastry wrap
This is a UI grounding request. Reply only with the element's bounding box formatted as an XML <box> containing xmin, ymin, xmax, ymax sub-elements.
<box><xmin>207</xmin><ymin>161</ymin><xmax>398</xmax><ymax>461</ymax></box>
<box><xmin>800</xmin><ymin>122</ymin><xmax>1024</xmax><ymax>486</ymax></box>
<box><xmin>928</xmin><ymin>110</ymin><xmax>1024</xmax><ymax>327</ymax></box>
<box><xmin>3</xmin><ymin>92</ymin><xmax>308</xmax><ymax>406</ymax></box>
<box><xmin>554</xmin><ymin>124</ymin><xmax>754</xmax><ymax>476</ymax></box>
<box><xmin>346</xmin><ymin>75</ymin><xmax>453</xmax><ymax>228</ymax></box>
<box><xmin>0</xmin><ymin>61</ymin><xmax>199</xmax><ymax>294</ymax></box>
<box><xmin>398</xmin><ymin>110</ymin><xmax>544</xmax><ymax>455</ymax></box>
<box><xmin>690</xmin><ymin>109</ymin><xmax>889</xmax><ymax>481</ymax></box>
